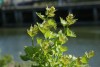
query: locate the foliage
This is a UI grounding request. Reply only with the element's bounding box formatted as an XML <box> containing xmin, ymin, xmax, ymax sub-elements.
<box><xmin>0</xmin><ymin>55</ymin><xmax>13</xmax><ymax>67</ymax></box>
<box><xmin>20</xmin><ymin>6</ymin><xmax>94</xmax><ymax>67</ymax></box>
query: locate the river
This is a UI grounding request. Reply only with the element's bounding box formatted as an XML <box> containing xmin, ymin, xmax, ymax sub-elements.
<box><xmin>0</xmin><ymin>26</ymin><xmax>100</xmax><ymax>67</ymax></box>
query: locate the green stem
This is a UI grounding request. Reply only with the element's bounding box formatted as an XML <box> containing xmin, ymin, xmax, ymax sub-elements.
<box><xmin>64</xmin><ymin>26</ymin><xmax>66</xmax><ymax>34</ymax></box>
<box><xmin>32</xmin><ymin>37</ymin><xmax>34</xmax><ymax>46</ymax></box>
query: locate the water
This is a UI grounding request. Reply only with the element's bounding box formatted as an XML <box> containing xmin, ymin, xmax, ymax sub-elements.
<box><xmin>0</xmin><ymin>27</ymin><xmax>100</xmax><ymax>67</ymax></box>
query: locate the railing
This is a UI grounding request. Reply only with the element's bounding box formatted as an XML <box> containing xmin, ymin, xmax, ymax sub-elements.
<box><xmin>0</xmin><ymin>0</ymin><xmax>100</xmax><ymax>27</ymax></box>
<box><xmin>0</xmin><ymin>0</ymin><xmax>100</xmax><ymax>7</ymax></box>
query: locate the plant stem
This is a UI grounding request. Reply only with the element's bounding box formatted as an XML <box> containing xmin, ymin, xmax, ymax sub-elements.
<box><xmin>32</xmin><ymin>37</ymin><xmax>34</xmax><ymax>46</ymax></box>
<box><xmin>64</xmin><ymin>26</ymin><xmax>66</xmax><ymax>34</ymax></box>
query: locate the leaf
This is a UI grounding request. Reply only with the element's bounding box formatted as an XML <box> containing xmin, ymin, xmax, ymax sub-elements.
<box><xmin>44</xmin><ymin>30</ymin><xmax>56</xmax><ymax>39</ymax></box>
<box><xmin>37</xmin><ymin>23</ymin><xmax>47</xmax><ymax>34</ymax></box>
<box><xmin>60</xmin><ymin>56</ymin><xmax>70</xmax><ymax>65</ymax></box>
<box><xmin>67</xmin><ymin>28</ymin><xmax>76</xmax><ymax>37</ymax></box>
<box><xmin>58</xmin><ymin>30</ymin><xmax>68</xmax><ymax>44</ymax></box>
<box><xmin>50</xmin><ymin>6</ymin><xmax>56</xmax><ymax>13</ymax></box>
<box><xmin>48</xmin><ymin>19</ymin><xmax>57</xmax><ymax>29</ymax></box>
<box><xmin>88</xmin><ymin>51</ymin><xmax>94</xmax><ymax>58</ymax></box>
<box><xmin>20</xmin><ymin>46</ymin><xmax>36</xmax><ymax>61</ymax></box>
<box><xmin>27</xmin><ymin>25</ymin><xmax>38</xmax><ymax>37</ymax></box>
<box><xmin>44</xmin><ymin>31</ymin><xmax>50</xmax><ymax>39</ymax></box>
<box><xmin>60</xmin><ymin>46</ymin><xmax>68</xmax><ymax>52</ymax></box>
<box><xmin>81</xmin><ymin>56</ymin><xmax>88</xmax><ymax>64</ymax></box>
<box><xmin>20</xmin><ymin>55</ymin><xmax>29</xmax><ymax>61</ymax></box>
<box><xmin>37</xmin><ymin>38</ymin><xmax>42</xmax><ymax>45</ymax></box>
<box><xmin>24</xmin><ymin>46</ymin><xmax>35</xmax><ymax>57</ymax></box>
<box><xmin>45</xmin><ymin>6</ymin><xmax>56</xmax><ymax>17</ymax></box>
<box><xmin>36</xmin><ymin>12</ymin><xmax>45</xmax><ymax>20</ymax></box>
<box><xmin>33</xmin><ymin>25</ymin><xmax>39</xmax><ymax>35</ymax></box>
<box><xmin>41</xmin><ymin>40</ymin><xmax>51</xmax><ymax>55</ymax></box>
<box><xmin>80</xmin><ymin>51</ymin><xmax>94</xmax><ymax>64</ymax></box>
<box><xmin>85</xmin><ymin>51</ymin><xmax>94</xmax><ymax>59</ymax></box>
<box><xmin>27</xmin><ymin>25</ymin><xmax>34</xmax><ymax>37</ymax></box>
<box><xmin>60</xmin><ymin>17</ymin><xmax>67</xmax><ymax>27</ymax></box>
<box><xmin>66</xmin><ymin>13</ymin><xmax>77</xmax><ymax>25</ymax></box>
<box><xmin>76</xmin><ymin>57</ymin><xmax>82</xmax><ymax>66</ymax></box>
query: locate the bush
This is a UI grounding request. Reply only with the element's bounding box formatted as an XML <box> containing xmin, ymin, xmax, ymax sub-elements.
<box><xmin>20</xmin><ymin>6</ymin><xmax>94</xmax><ymax>67</ymax></box>
<box><xmin>0</xmin><ymin>55</ymin><xmax>12</xmax><ymax>67</ymax></box>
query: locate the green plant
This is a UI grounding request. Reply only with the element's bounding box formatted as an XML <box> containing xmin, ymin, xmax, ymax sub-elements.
<box><xmin>20</xmin><ymin>6</ymin><xmax>94</xmax><ymax>67</ymax></box>
<box><xmin>0</xmin><ymin>55</ymin><xmax>13</xmax><ymax>67</ymax></box>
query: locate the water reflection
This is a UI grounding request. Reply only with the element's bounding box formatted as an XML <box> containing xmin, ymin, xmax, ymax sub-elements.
<box><xmin>0</xmin><ymin>27</ymin><xmax>100</xmax><ymax>67</ymax></box>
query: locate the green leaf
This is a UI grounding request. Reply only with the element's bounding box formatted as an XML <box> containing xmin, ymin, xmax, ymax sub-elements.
<box><xmin>60</xmin><ymin>17</ymin><xmax>67</xmax><ymax>27</ymax></box>
<box><xmin>88</xmin><ymin>51</ymin><xmax>94</xmax><ymax>58</ymax></box>
<box><xmin>45</xmin><ymin>30</ymin><xmax>56</xmax><ymax>39</ymax></box>
<box><xmin>20</xmin><ymin>46</ymin><xmax>36</xmax><ymax>61</ymax></box>
<box><xmin>67</xmin><ymin>28</ymin><xmax>76</xmax><ymax>37</ymax></box>
<box><xmin>81</xmin><ymin>51</ymin><xmax>94</xmax><ymax>64</ymax></box>
<box><xmin>37</xmin><ymin>23</ymin><xmax>47</xmax><ymax>34</ymax></box>
<box><xmin>66</xmin><ymin>13</ymin><xmax>77</xmax><ymax>25</ymax></box>
<box><xmin>48</xmin><ymin>19</ymin><xmax>57</xmax><ymax>29</ymax></box>
<box><xmin>45</xmin><ymin>6</ymin><xmax>56</xmax><ymax>17</ymax></box>
<box><xmin>60</xmin><ymin>56</ymin><xmax>70</xmax><ymax>65</ymax></box>
<box><xmin>27</xmin><ymin>25</ymin><xmax>38</xmax><ymax>37</ymax></box>
<box><xmin>44</xmin><ymin>30</ymin><xmax>50</xmax><ymax>39</ymax></box>
<box><xmin>36</xmin><ymin>12</ymin><xmax>45</xmax><ymax>20</ymax></box>
<box><xmin>58</xmin><ymin>30</ymin><xmax>68</xmax><ymax>44</ymax></box>
<box><xmin>27</xmin><ymin>25</ymin><xmax>34</xmax><ymax>37</ymax></box>
<box><xmin>20</xmin><ymin>55</ymin><xmax>29</xmax><ymax>61</ymax></box>
<box><xmin>60</xmin><ymin>46</ymin><xmax>68</xmax><ymax>52</ymax></box>
<box><xmin>85</xmin><ymin>51</ymin><xmax>94</xmax><ymax>59</ymax></box>
<box><xmin>81</xmin><ymin>56</ymin><xmax>88</xmax><ymax>64</ymax></box>
<box><xmin>37</xmin><ymin>38</ymin><xmax>42</xmax><ymax>45</ymax></box>
<box><xmin>41</xmin><ymin>40</ymin><xmax>51</xmax><ymax>55</ymax></box>
<box><xmin>24</xmin><ymin>46</ymin><xmax>35</xmax><ymax>57</ymax></box>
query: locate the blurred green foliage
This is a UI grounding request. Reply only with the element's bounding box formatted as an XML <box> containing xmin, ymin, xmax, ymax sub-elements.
<box><xmin>0</xmin><ymin>55</ymin><xmax>12</xmax><ymax>67</ymax></box>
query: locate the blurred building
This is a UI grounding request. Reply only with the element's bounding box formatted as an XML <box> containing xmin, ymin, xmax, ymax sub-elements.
<box><xmin>0</xmin><ymin>0</ymin><xmax>100</xmax><ymax>27</ymax></box>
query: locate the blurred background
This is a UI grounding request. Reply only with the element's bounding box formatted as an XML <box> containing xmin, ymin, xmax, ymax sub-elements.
<box><xmin>0</xmin><ymin>0</ymin><xmax>100</xmax><ymax>67</ymax></box>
